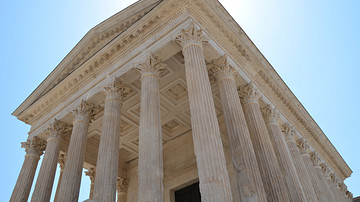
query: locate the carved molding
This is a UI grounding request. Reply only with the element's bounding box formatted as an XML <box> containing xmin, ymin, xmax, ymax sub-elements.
<box><xmin>21</xmin><ymin>136</ymin><xmax>46</xmax><ymax>156</ymax></box>
<box><xmin>175</xmin><ymin>22</ymin><xmax>208</xmax><ymax>49</ymax></box>
<box><xmin>135</xmin><ymin>54</ymin><xmax>167</xmax><ymax>80</ymax></box>
<box><xmin>238</xmin><ymin>82</ymin><xmax>260</xmax><ymax>105</ymax></box>
<box><xmin>207</xmin><ymin>55</ymin><xmax>236</xmax><ymax>81</ymax></box>
<box><xmin>117</xmin><ymin>177</ymin><xmax>128</xmax><ymax>193</ymax></box>
<box><xmin>261</xmin><ymin>104</ymin><xmax>279</xmax><ymax>124</ymax></box>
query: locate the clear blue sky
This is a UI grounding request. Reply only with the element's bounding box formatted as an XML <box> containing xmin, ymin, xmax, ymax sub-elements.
<box><xmin>0</xmin><ymin>0</ymin><xmax>359</xmax><ymax>201</ymax></box>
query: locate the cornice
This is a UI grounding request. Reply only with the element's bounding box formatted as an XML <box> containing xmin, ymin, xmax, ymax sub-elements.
<box><xmin>12</xmin><ymin>0</ymin><xmax>163</xmax><ymax>119</ymax></box>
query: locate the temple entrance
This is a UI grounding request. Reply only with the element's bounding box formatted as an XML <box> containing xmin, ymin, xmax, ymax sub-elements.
<box><xmin>175</xmin><ymin>182</ymin><xmax>201</xmax><ymax>202</ymax></box>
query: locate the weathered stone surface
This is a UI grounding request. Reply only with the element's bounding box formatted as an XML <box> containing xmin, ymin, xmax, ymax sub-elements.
<box><xmin>209</xmin><ymin>55</ymin><xmax>267</xmax><ymax>202</ymax></box>
<box><xmin>239</xmin><ymin>82</ymin><xmax>290</xmax><ymax>202</ymax></box>
<box><xmin>176</xmin><ymin>23</ymin><xmax>233</xmax><ymax>202</ymax></box>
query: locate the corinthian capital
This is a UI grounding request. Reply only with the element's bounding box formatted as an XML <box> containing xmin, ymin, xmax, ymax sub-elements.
<box><xmin>238</xmin><ymin>82</ymin><xmax>260</xmax><ymax>105</ymax></box>
<box><xmin>208</xmin><ymin>55</ymin><xmax>236</xmax><ymax>80</ymax></box>
<box><xmin>46</xmin><ymin>119</ymin><xmax>71</xmax><ymax>139</ymax></box>
<box><xmin>297</xmin><ymin>138</ymin><xmax>310</xmax><ymax>155</ymax></box>
<box><xmin>320</xmin><ymin>163</ymin><xmax>331</xmax><ymax>177</ymax></box>
<box><xmin>85</xmin><ymin>167</ymin><xmax>96</xmax><ymax>183</ymax></box>
<box><xmin>117</xmin><ymin>177</ymin><xmax>128</xmax><ymax>193</ymax></box>
<box><xmin>310</xmin><ymin>152</ymin><xmax>322</xmax><ymax>167</ymax></box>
<box><xmin>103</xmin><ymin>77</ymin><xmax>132</xmax><ymax>98</ymax></box>
<box><xmin>281</xmin><ymin>122</ymin><xmax>296</xmax><ymax>141</ymax></box>
<box><xmin>71</xmin><ymin>100</ymin><xmax>95</xmax><ymax>121</ymax></box>
<box><xmin>136</xmin><ymin>54</ymin><xmax>167</xmax><ymax>79</ymax></box>
<box><xmin>58</xmin><ymin>152</ymin><xmax>66</xmax><ymax>170</ymax></box>
<box><xmin>175</xmin><ymin>23</ymin><xmax>208</xmax><ymax>49</ymax></box>
<box><xmin>261</xmin><ymin>104</ymin><xmax>279</xmax><ymax>124</ymax></box>
<box><xmin>21</xmin><ymin>136</ymin><xmax>46</xmax><ymax>156</ymax></box>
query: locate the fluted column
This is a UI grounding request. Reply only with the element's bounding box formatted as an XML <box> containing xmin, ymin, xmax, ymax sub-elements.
<box><xmin>85</xmin><ymin>167</ymin><xmax>96</xmax><ymax>200</ymax></box>
<box><xmin>93</xmin><ymin>78</ymin><xmax>130</xmax><ymax>202</ymax></box>
<box><xmin>208</xmin><ymin>55</ymin><xmax>267</xmax><ymax>202</ymax></box>
<box><xmin>31</xmin><ymin>120</ymin><xmax>70</xmax><ymax>202</ymax></box>
<box><xmin>10</xmin><ymin>137</ymin><xmax>46</xmax><ymax>202</ymax></box>
<box><xmin>57</xmin><ymin>100</ymin><xmax>93</xmax><ymax>202</ymax></box>
<box><xmin>175</xmin><ymin>23</ymin><xmax>233</xmax><ymax>202</ymax></box>
<box><xmin>297</xmin><ymin>139</ymin><xmax>327</xmax><ymax>202</ymax></box>
<box><xmin>281</xmin><ymin>123</ymin><xmax>318</xmax><ymax>202</ymax></box>
<box><xmin>310</xmin><ymin>152</ymin><xmax>336</xmax><ymax>202</ymax></box>
<box><xmin>321</xmin><ymin>164</ymin><xmax>342</xmax><ymax>202</ymax></box>
<box><xmin>136</xmin><ymin>54</ymin><xmax>165</xmax><ymax>202</ymax></box>
<box><xmin>54</xmin><ymin>153</ymin><xmax>66</xmax><ymax>202</ymax></box>
<box><xmin>117</xmin><ymin>177</ymin><xmax>128</xmax><ymax>202</ymax></box>
<box><xmin>239</xmin><ymin>82</ymin><xmax>290</xmax><ymax>202</ymax></box>
<box><xmin>261</xmin><ymin>105</ymin><xmax>306</xmax><ymax>202</ymax></box>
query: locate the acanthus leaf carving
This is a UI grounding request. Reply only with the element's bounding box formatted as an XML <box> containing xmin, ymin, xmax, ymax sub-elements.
<box><xmin>208</xmin><ymin>55</ymin><xmax>236</xmax><ymax>80</ymax></box>
<box><xmin>71</xmin><ymin>100</ymin><xmax>95</xmax><ymax>121</ymax></box>
<box><xmin>310</xmin><ymin>152</ymin><xmax>322</xmax><ymax>167</ymax></box>
<box><xmin>45</xmin><ymin>119</ymin><xmax>72</xmax><ymax>139</ymax></box>
<box><xmin>238</xmin><ymin>82</ymin><xmax>260</xmax><ymax>105</ymax></box>
<box><xmin>85</xmin><ymin>167</ymin><xmax>96</xmax><ymax>183</ymax></box>
<box><xmin>103</xmin><ymin>77</ymin><xmax>132</xmax><ymax>99</ymax></box>
<box><xmin>297</xmin><ymin>138</ymin><xmax>310</xmax><ymax>155</ymax></box>
<box><xmin>261</xmin><ymin>104</ymin><xmax>279</xmax><ymax>124</ymax></box>
<box><xmin>281</xmin><ymin>122</ymin><xmax>296</xmax><ymax>141</ymax></box>
<box><xmin>117</xmin><ymin>177</ymin><xmax>128</xmax><ymax>193</ymax></box>
<box><xmin>21</xmin><ymin>136</ymin><xmax>46</xmax><ymax>156</ymax></box>
<box><xmin>135</xmin><ymin>54</ymin><xmax>167</xmax><ymax>79</ymax></box>
<box><xmin>175</xmin><ymin>22</ymin><xmax>208</xmax><ymax>49</ymax></box>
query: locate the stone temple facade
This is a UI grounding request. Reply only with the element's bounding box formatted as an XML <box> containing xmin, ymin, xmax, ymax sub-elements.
<box><xmin>10</xmin><ymin>0</ymin><xmax>353</xmax><ymax>202</ymax></box>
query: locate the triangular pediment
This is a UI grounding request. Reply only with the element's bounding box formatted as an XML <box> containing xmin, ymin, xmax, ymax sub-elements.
<box><xmin>13</xmin><ymin>0</ymin><xmax>162</xmax><ymax>117</ymax></box>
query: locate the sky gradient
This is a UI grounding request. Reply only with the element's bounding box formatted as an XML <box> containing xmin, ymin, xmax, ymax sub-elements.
<box><xmin>1</xmin><ymin>0</ymin><xmax>359</xmax><ymax>200</ymax></box>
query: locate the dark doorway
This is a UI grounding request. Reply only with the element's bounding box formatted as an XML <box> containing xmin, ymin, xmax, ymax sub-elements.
<box><xmin>175</xmin><ymin>182</ymin><xmax>201</xmax><ymax>202</ymax></box>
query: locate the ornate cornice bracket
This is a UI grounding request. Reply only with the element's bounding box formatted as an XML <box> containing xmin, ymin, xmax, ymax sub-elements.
<box><xmin>135</xmin><ymin>54</ymin><xmax>167</xmax><ymax>80</ymax></box>
<box><xmin>21</xmin><ymin>136</ymin><xmax>46</xmax><ymax>156</ymax></box>
<box><xmin>261</xmin><ymin>104</ymin><xmax>279</xmax><ymax>124</ymax></box>
<box><xmin>207</xmin><ymin>55</ymin><xmax>236</xmax><ymax>81</ymax></box>
<box><xmin>175</xmin><ymin>22</ymin><xmax>208</xmax><ymax>50</ymax></box>
<box><xmin>238</xmin><ymin>82</ymin><xmax>260</xmax><ymax>105</ymax></box>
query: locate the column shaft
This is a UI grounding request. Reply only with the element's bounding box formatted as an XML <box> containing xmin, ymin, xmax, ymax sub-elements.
<box><xmin>57</xmin><ymin>101</ymin><xmax>92</xmax><ymax>202</ymax></box>
<box><xmin>210</xmin><ymin>55</ymin><xmax>267</xmax><ymax>202</ymax></box>
<box><xmin>54</xmin><ymin>153</ymin><xmax>66</xmax><ymax>202</ymax></box>
<box><xmin>239</xmin><ymin>83</ymin><xmax>290</xmax><ymax>202</ymax></box>
<box><xmin>297</xmin><ymin>139</ymin><xmax>327</xmax><ymax>202</ymax></box>
<box><xmin>93</xmin><ymin>78</ymin><xmax>128</xmax><ymax>202</ymax></box>
<box><xmin>31</xmin><ymin>120</ymin><xmax>69</xmax><ymax>202</ymax></box>
<box><xmin>282</xmin><ymin>123</ymin><xmax>318</xmax><ymax>202</ymax></box>
<box><xmin>10</xmin><ymin>137</ymin><xmax>45</xmax><ymax>202</ymax></box>
<box><xmin>262</xmin><ymin>106</ymin><xmax>306</xmax><ymax>202</ymax></box>
<box><xmin>176</xmin><ymin>24</ymin><xmax>233</xmax><ymax>202</ymax></box>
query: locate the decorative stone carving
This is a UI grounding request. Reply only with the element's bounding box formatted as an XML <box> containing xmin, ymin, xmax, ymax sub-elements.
<box><xmin>238</xmin><ymin>82</ymin><xmax>260</xmax><ymax>105</ymax></box>
<box><xmin>281</xmin><ymin>122</ymin><xmax>296</xmax><ymax>141</ymax></box>
<box><xmin>21</xmin><ymin>136</ymin><xmax>46</xmax><ymax>156</ymax></box>
<box><xmin>103</xmin><ymin>77</ymin><xmax>132</xmax><ymax>98</ymax></box>
<box><xmin>261</xmin><ymin>104</ymin><xmax>279</xmax><ymax>124</ymax></box>
<box><xmin>297</xmin><ymin>138</ymin><xmax>310</xmax><ymax>155</ymax></box>
<box><xmin>208</xmin><ymin>55</ymin><xmax>236</xmax><ymax>80</ymax></box>
<box><xmin>58</xmin><ymin>153</ymin><xmax>66</xmax><ymax>170</ymax></box>
<box><xmin>71</xmin><ymin>100</ymin><xmax>95</xmax><ymax>121</ymax></box>
<box><xmin>46</xmin><ymin>119</ymin><xmax>71</xmax><ymax>139</ymax></box>
<box><xmin>85</xmin><ymin>167</ymin><xmax>96</xmax><ymax>183</ymax></box>
<box><xmin>175</xmin><ymin>22</ymin><xmax>208</xmax><ymax>49</ymax></box>
<box><xmin>310</xmin><ymin>152</ymin><xmax>322</xmax><ymax>167</ymax></box>
<box><xmin>320</xmin><ymin>163</ymin><xmax>331</xmax><ymax>178</ymax></box>
<box><xmin>117</xmin><ymin>177</ymin><xmax>128</xmax><ymax>193</ymax></box>
<box><xmin>136</xmin><ymin>54</ymin><xmax>167</xmax><ymax>79</ymax></box>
